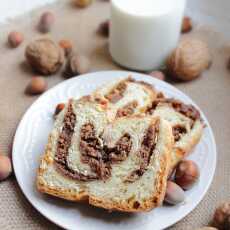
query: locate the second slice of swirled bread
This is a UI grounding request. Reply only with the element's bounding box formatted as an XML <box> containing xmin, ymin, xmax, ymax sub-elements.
<box><xmin>146</xmin><ymin>95</ymin><xmax>204</xmax><ymax>171</ymax></box>
<box><xmin>94</xmin><ymin>77</ymin><xmax>203</xmax><ymax>172</ymax></box>
<box><xmin>37</xmin><ymin>96</ymin><xmax>174</xmax><ymax>212</ymax></box>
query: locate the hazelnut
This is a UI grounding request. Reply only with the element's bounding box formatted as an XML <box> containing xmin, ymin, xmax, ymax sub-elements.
<box><xmin>38</xmin><ymin>11</ymin><xmax>55</xmax><ymax>33</ymax></box>
<box><xmin>0</xmin><ymin>154</ymin><xmax>12</xmax><ymax>181</ymax></box>
<box><xmin>25</xmin><ymin>38</ymin><xmax>64</xmax><ymax>75</ymax></box>
<box><xmin>213</xmin><ymin>202</ymin><xmax>230</xmax><ymax>230</ymax></box>
<box><xmin>59</xmin><ymin>39</ymin><xmax>73</xmax><ymax>57</ymax></box>
<box><xmin>54</xmin><ymin>103</ymin><xmax>65</xmax><ymax>117</ymax></box>
<box><xmin>25</xmin><ymin>76</ymin><xmax>47</xmax><ymax>95</ymax></box>
<box><xmin>175</xmin><ymin>160</ymin><xmax>200</xmax><ymax>190</ymax></box>
<box><xmin>8</xmin><ymin>31</ymin><xmax>24</xmax><ymax>48</ymax></box>
<box><xmin>65</xmin><ymin>54</ymin><xmax>90</xmax><ymax>77</ymax></box>
<box><xmin>166</xmin><ymin>38</ymin><xmax>211</xmax><ymax>81</ymax></box>
<box><xmin>74</xmin><ymin>0</ymin><xmax>93</xmax><ymax>8</ymax></box>
<box><xmin>149</xmin><ymin>71</ymin><xmax>165</xmax><ymax>81</ymax></box>
<box><xmin>98</xmin><ymin>20</ymin><xmax>110</xmax><ymax>37</ymax></box>
<box><xmin>164</xmin><ymin>181</ymin><xmax>185</xmax><ymax>205</ymax></box>
<box><xmin>181</xmin><ymin>16</ymin><xmax>193</xmax><ymax>33</ymax></box>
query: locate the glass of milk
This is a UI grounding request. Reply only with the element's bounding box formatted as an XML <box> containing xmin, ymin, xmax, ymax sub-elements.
<box><xmin>109</xmin><ymin>0</ymin><xmax>186</xmax><ymax>71</ymax></box>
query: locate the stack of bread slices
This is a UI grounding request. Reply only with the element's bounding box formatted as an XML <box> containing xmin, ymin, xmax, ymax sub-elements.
<box><xmin>37</xmin><ymin>77</ymin><xmax>203</xmax><ymax>212</ymax></box>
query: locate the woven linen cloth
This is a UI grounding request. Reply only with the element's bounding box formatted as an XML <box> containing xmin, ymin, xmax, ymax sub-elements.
<box><xmin>0</xmin><ymin>1</ymin><xmax>230</xmax><ymax>229</ymax></box>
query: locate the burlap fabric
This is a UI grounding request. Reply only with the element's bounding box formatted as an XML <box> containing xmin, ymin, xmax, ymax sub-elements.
<box><xmin>0</xmin><ymin>1</ymin><xmax>229</xmax><ymax>229</ymax></box>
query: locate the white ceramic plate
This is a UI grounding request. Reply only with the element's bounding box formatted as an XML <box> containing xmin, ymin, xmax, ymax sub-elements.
<box><xmin>13</xmin><ymin>71</ymin><xmax>216</xmax><ymax>230</ymax></box>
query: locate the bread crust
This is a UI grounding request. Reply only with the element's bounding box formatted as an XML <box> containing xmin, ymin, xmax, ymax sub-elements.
<box><xmin>37</xmin><ymin>116</ymin><xmax>173</xmax><ymax>212</ymax></box>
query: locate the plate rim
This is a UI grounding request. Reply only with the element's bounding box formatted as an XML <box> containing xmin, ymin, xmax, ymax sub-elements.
<box><xmin>12</xmin><ymin>70</ymin><xmax>217</xmax><ymax>230</ymax></box>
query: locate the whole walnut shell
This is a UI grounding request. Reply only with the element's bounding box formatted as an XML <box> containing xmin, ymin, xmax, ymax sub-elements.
<box><xmin>25</xmin><ymin>38</ymin><xmax>64</xmax><ymax>75</ymax></box>
<box><xmin>213</xmin><ymin>202</ymin><xmax>230</xmax><ymax>230</ymax></box>
<box><xmin>167</xmin><ymin>38</ymin><xmax>211</xmax><ymax>81</ymax></box>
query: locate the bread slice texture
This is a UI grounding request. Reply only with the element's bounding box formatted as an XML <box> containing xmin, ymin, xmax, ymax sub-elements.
<box><xmin>146</xmin><ymin>97</ymin><xmax>203</xmax><ymax>171</ymax></box>
<box><xmin>93</xmin><ymin>77</ymin><xmax>157</xmax><ymax>118</ymax></box>
<box><xmin>37</xmin><ymin>96</ymin><xmax>173</xmax><ymax>212</ymax></box>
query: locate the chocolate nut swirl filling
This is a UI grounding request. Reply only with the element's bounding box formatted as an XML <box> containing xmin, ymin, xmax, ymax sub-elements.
<box><xmin>54</xmin><ymin>102</ymin><xmax>98</xmax><ymax>181</ymax></box>
<box><xmin>146</xmin><ymin>97</ymin><xmax>201</xmax><ymax>142</ymax></box>
<box><xmin>79</xmin><ymin>123</ymin><xmax>111</xmax><ymax>181</ymax></box>
<box><xmin>125</xmin><ymin>120</ymin><xmax>159</xmax><ymax>183</ymax></box>
<box><xmin>105</xmin><ymin>81</ymin><xmax>128</xmax><ymax>103</ymax></box>
<box><xmin>172</xmin><ymin>125</ymin><xmax>187</xmax><ymax>142</ymax></box>
<box><xmin>54</xmin><ymin>102</ymin><xmax>133</xmax><ymax>182</ymax></box>
<box><xmin>116</xmin><ymin>101</ymin><xmax>138</xmax><ymax>118</ymax></box>
<box><xmin>146</xmin><ymin>98</ymin><xmax>201</xmax><ymax>122</ymax></box>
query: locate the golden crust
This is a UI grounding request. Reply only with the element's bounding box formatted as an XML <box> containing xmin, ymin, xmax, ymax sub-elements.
<box><xmin>37</xmin><ymin>117</ymin><xmax>173</xmax><ymax>212</ymax></box>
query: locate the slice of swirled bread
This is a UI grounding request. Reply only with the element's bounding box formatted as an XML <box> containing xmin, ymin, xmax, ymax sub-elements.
<box><xmin>146</xmin><ymin>95</ymin><xmax>203</xmax><ymax>171</ymax></box>
<box><xmin>37</xmin><ymin>96</ymin><xmax>173</xmax><ymax>212</ymax></box>
<box><xmin>93</xmin><ymin>77</ymin><xmax>157</xmax><ymax>118</ymax></box>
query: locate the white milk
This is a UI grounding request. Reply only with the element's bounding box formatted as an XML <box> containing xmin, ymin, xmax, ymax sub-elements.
<box><xmin>109</xmin><ymin>0</ymin><xmax>186</xmax><ymax>71</ymax></box>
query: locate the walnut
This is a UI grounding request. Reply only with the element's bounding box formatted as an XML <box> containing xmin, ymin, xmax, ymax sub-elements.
<box><xmin>25</xmin><ymin>38</ymin><xmax>64</xmax><ymax>75</ymax></box>
<box><xmin>213</xmin><ymin>202</ymin><xmax>230</xmax><ymax>230</ymax></box>
<box><xmin>166</xmin><ymin>38</ymin><xmax>211</xmax><ymax>81</ymax></box>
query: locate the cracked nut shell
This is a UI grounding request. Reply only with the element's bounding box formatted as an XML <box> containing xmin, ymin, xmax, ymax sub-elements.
<box><xmin>65</xmin><ymin>54</ymin><xmax>90</xmax><ymax>77</ymax></box>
